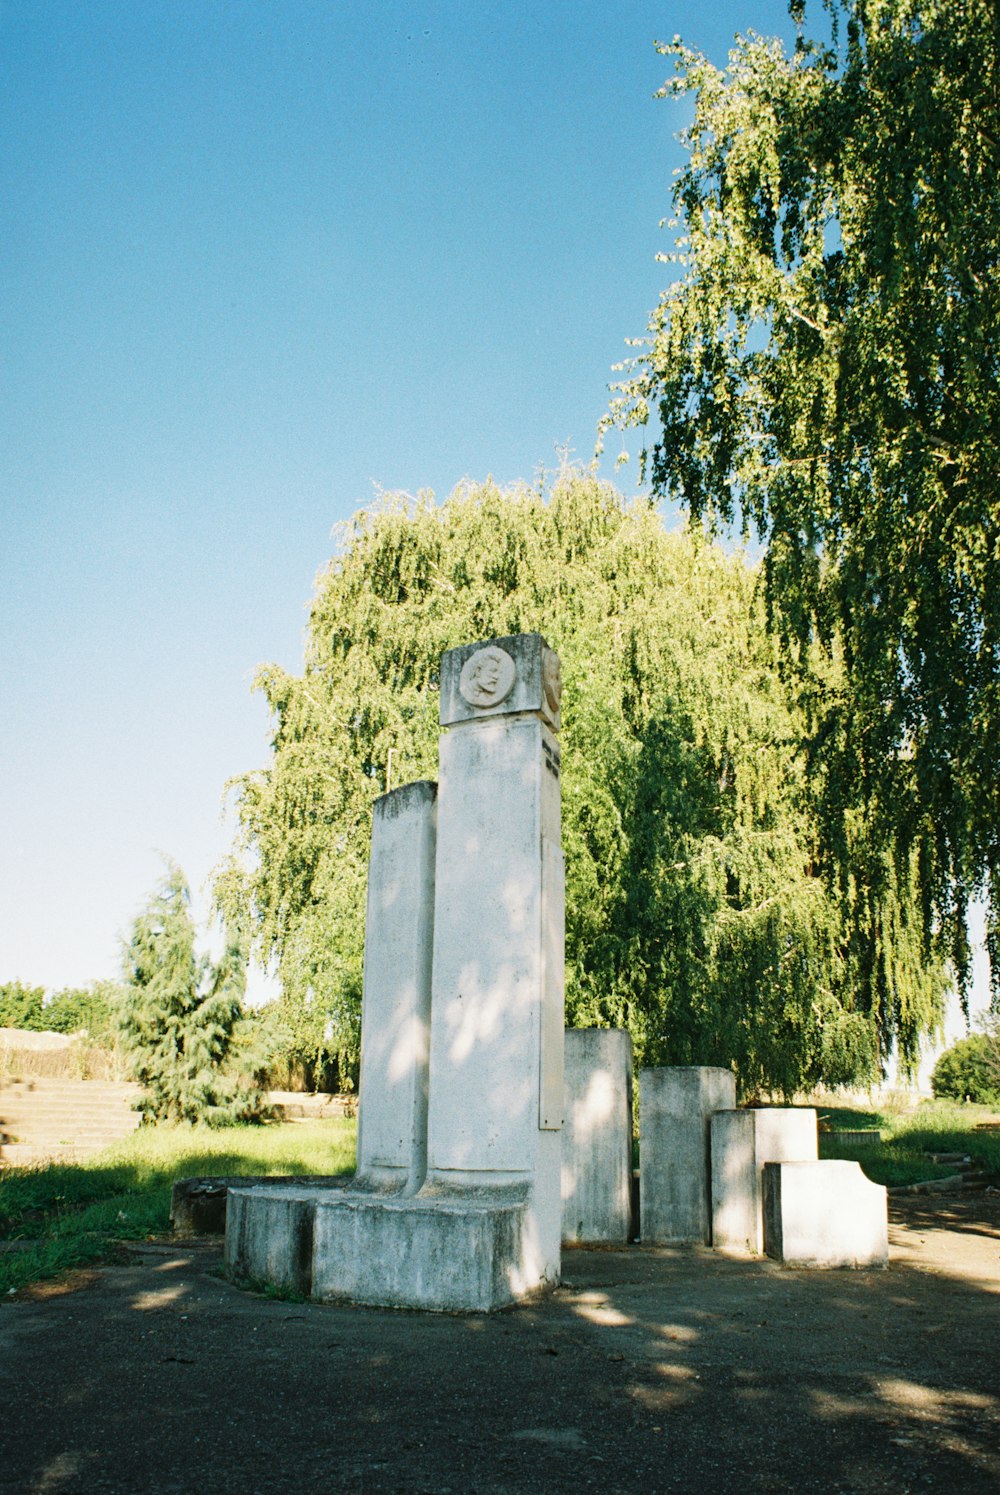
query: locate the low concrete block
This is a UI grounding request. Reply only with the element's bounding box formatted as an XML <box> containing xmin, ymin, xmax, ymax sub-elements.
<box><xmin>711</xmin><ymin>1108</ymin><xmax>818</xmax><ymax>1254</ymax></box>
<box><xmin>763</xmin><ymin>1160</ymin><xmax>889</xmax><ymax>1268</ymax></box>
<box><xmin>562</xmin><ymin>1028</ymin><xmax>633</xmax><ymax>1244</ymax></box>
<box><xmin>176</xmin><ymin>1174</ymin><xmax>350</xmax><ymax>1236</ymax></box>
<box><xmin>225</xmin><ymin>1186</ymin><xmax>334</xmax><ymax>1296</ymax></box>
<box><xmin>311</xmin><ymin>1190</ymin><xmax>540</xmax><ymax>1312</ymax></box>
<box><xmin>639</xmin><ymin>1066</ymin><xmax>736</xmax><ymax>1244</ymax></box>
<box><xmin>173</xmin><ymin>1176</ymin><xmax>239</xmax><ymax>1235</ymax></box>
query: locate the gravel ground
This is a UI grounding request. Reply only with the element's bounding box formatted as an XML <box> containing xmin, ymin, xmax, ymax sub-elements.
<box><xmin>1</xmin><ymin>1193</ymin><xmax>998</xmax><ymax>1495</ymax></box>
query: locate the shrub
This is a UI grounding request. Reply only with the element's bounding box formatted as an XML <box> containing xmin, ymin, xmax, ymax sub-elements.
<box><xmin>0</xmin><ymin>981</ymin><xmax>45</xmax><ymax>1030</ymax></box>
<box><xmin>931</xmin><ymin>1033</ymin><xmax>1000</xmax><ymax>1105</ymax></box>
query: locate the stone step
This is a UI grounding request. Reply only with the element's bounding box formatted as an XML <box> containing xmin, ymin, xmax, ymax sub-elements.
<box><xmin>2</xmin><ymin>1124</ymin><xmax>139</xmax><ymax>1143</ymax></box>
<box><xmin>0</xmin><ymin>1078</ymin><xmax>145</xmax><ymax>1166</ymax></box>
<box><xmin>1</xmin><ymin>1102</ymin><xmax>139</xmax><ymax>1119</ymax></box>
<box><xmin>1</xmin><ymin>1095</ymin><xmax>139</xmax><ymax>1110</ymax></box>
<box><xmin>0</xmin><ymin>1081</ymin><xmax>140</xmax><ymax>1099</ymax></box>
<box><xmin>1</xmin><ymin>1118</ymin><xmax>140</xmax><ymax>1136</ymax></box>
<box><xmin>0</xmin><ymin>1082</ymin><xmax>351</xmax><ymax>1169</ymax></box>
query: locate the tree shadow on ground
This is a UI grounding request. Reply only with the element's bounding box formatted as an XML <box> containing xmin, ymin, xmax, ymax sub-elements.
<box><xmin>2</xmin><ymin>1203</ymin><xmax>998</xmax><ymax>1495</ymax></box>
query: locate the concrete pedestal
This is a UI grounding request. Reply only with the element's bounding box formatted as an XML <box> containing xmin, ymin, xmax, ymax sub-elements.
<box><xmin>639</xmin><ymin>1066</ymin><xmax>736</xmax><ymax>1244</ymax></box>
<box><xmin>763</xmin><ymin>1160</ymin><xmax>889</xmax><ymax>1268</ymax></box>
<box><xmin>711</xmin><ymin>1108</ymin><xmax>818</xmax><ymax>1254</ymax></box>
<box><xmin>225</xmin><ymin>1185</ymin><xmax>332</xmax><ymax>1296</ymax></box>
<box><xmin>562</xmin><ymin>1028</ymin><xmax>633</xmax><ymax>1244</ymax></box>
<box><xmin>311</xmin><ymin>1189</ymin><xmax>533</xmax><ymax>1312</ymax></box>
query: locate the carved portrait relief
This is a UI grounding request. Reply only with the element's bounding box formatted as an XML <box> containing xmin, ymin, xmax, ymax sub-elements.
<box><xmin>542</xmin><ymin>648</ymin><xmax>562</xmax><ymax>717</ymax></box>
<box><xmin>459</xmin><ymin>645</ymin><xmax>516</xmax><ymax>709</ymax></box>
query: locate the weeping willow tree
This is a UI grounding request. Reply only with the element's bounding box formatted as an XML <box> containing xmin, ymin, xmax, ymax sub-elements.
<box><xmin>606</xmin><ymin>0</ymin><xmax>1000</xmax><ymax>1009</ymax></box>
<box><xmin>216</xmin><ymin>473</ymin><xmax>947</xmax><ymax>1095</ymax></box>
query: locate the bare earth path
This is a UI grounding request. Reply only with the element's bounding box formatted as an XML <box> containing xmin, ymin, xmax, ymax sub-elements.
<box><xmin>2</xmin><ymin>1195</ymin><xmax>998</xmax><ymax>1495</ymax></box>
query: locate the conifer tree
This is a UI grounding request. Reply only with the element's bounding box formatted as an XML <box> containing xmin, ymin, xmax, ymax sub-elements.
<box><xmin>120</xmin><ymin>863</ymin><xmax>262</xmax><ymax>1124</ymax></box>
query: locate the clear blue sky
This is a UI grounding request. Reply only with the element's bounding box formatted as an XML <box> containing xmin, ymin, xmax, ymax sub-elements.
<box><xmin>1</xmin><ymin>1</ymin><xmax>977</xmax><ymax>1035</ymax></box>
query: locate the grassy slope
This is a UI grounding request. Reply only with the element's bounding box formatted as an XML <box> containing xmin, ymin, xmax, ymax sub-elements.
<box><xmin>818</xmin><ymin>1099</ymin><xmax>1000</xmax><ymax>1186</ymax></box>
<box><xmin>0</xmin><ymin>1118</ymin><xmax>356</xmax><ymax>1297</ymax></box>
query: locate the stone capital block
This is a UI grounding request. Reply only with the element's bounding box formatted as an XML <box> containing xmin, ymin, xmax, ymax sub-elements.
<box><xmin>439</xmin><ymin>632</ymin><xmax>561</xmax><ymax>730</ymax></box>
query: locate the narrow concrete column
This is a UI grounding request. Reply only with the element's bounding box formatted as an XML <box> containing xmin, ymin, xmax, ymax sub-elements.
<box><xmin>355</xmin><ymin>780</ymin><xmax>437</xmax><ymax>1194</ymax></box>
<box><xmin>425</xmin><ymin>634</ymin><xmax>564</xmax><ymax>1293</ymax></box>
<box><xmin>562</xmin><ymin>1028</ymin><xmax>634</xmax><ymax>1244</ymax></box>
<box><xmin>711</xmin><ymin>1108</ymin><xmax>817</xmax><ymax>1254</ymax></box>
<box><xmin>639</xmin><ymin>1066</ymin><xmax>736</xmax><ymax>1244</ymax></box>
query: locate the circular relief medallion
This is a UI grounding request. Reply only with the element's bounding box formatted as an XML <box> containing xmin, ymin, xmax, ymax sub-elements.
<box><xmin>459</xmin><ymin>645</ymin><xmax>516</xmax><ymax>709</ymax></box>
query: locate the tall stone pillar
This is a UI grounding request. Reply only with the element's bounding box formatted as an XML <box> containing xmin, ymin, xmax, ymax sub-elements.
<box><xmin>424</xmin><ymin>633</ymin><xmax>565</xmax><ymax>1291</ymax></box>
<box><xmin>711</xmin><ymin>1107</ymin><xmax>817</xmax><ymax>1254</ymax></box>
<box><xmin>354</xmin><ymin>780</ymin><xmax>437</xmax><ymax>1194</ymax></box>
<box><xmin>562</xmin><ymin>1028</ymin><xmax>634</xmax><ymax>1245</ymax></box>
<box><xmin>304</xmin><ymin>632</ymin><xmax>566</xmax><ymax>1311</ymax></box>
<box><xmin>639</xmin><ymin>1066</ymin><xmax>736</xmax><ymax>1244</ymax></box>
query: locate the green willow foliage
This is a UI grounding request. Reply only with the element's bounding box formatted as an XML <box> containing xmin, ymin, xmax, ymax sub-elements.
<box><xmin>217</xmin><ymin>475</ymin><xmax>946</xmax><ymax>1096</ymax></box>
<box><xmin>120</xmin><ymin>864</ymin><xmax>262</xmax><ymax>1125</ymax></box>
<box><xmin>606</xmin><ymin>0</ymin><xmax>1000</xmax><ymax>1008</ymax></box>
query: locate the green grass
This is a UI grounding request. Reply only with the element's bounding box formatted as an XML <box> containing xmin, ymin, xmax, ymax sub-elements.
<box><xmin>0</xmin><ymin>1118</ymin><xmax>356</xmax><ymax>1298</ymax></box>
<box><xmin>817</xmin><ymin>1097</ymin><xmax>1000</xmax><ymax>1187</ymax></box>
<box><xmin>5</xmin><ymin>1097</ymin><xmax>997</xmax><ymax>1297</ymax></box>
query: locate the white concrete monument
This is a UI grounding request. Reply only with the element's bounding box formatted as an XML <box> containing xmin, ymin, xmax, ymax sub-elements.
<box><xmin>763</xmin><ymin>1160</ymin><xmax>889</xmax><ymax>1268</ymax></box>
<box><xmin>711</xmin><ymin>1107</ymin><xmax>818</xmax><ymax>1255</ymax></box>
<box><xmin>639</xmin><ymin>1065</ymin><xmax>736</xmax><ymax>1244</ymax></box>
<box><xmin>227</xmin><ymin>634</ymin><xmax>881</xmax><ymax>1292</ymax></box>
<box><xmin>228</xmin><ymin>633</ymin><xmax>566</xmax><ymax>1312</ymax></box>
<box><xmin>562</xmin><ymin>1028</ymin><xmax>634</xmax><ymax>1245</ymax></box>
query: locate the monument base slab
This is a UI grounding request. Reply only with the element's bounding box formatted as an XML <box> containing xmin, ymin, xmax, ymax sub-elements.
<box><xmin>225</xmin><ymin>1185</ymin><xmax>334</xmax><ymax>1297</ymax></box>
<box><xmin>312</xmin><ymin>1189</ymin><xmax>549</xmax><ymax>1312</ymax></box>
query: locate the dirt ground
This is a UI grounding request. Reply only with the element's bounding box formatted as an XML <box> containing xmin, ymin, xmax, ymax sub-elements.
<box><xmin>1</xmin><ymin>1193</ymin><xmax>998</xmax><ymax>1495</ymax></box>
